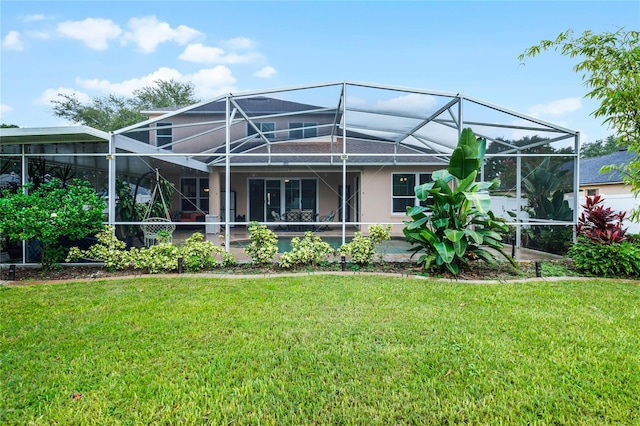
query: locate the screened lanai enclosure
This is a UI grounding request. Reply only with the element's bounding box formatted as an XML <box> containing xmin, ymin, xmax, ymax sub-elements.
<box><xmin>1</xmin><ymin>81</ymin><xmax>580</xmax><ymax>263</ymax></box>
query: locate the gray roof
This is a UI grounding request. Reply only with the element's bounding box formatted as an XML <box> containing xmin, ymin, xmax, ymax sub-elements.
<box><xmin>580</xmin><ymin>150</ymin><xmax>636</xmax><ymax>185</ymax></box>
<box><xmin>143</xmin><ymin>96</ymin><xmax>333</xmax><ymax>115</ymax></box>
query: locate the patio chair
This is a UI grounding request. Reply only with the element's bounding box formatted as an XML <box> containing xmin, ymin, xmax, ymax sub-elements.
<box><xmin>141</xmin><ymin>217</ymin><xmax>176</xmax><ymax>246</ymax></box>
<box><xmin>315</xmin><ymin>210</ymin><xmax>335</xmax><ymax>231</ymax></box>
<box><xmin>271</xmin><ymin>211</ymin><xmax>286</xmax><ymax>230</ymax></box>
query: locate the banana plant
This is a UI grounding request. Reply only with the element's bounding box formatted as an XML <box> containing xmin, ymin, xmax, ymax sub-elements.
<box><xmin>403</xmin><ymin>128</ymin><xmax>517</xmax><ymax>274</ymax></box>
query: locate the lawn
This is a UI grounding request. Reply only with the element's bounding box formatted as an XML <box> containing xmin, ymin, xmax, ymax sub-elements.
<box><xmin>1</xmin><ymin>276</ymin><xmax>638</xmax><ymax>424</ymax></box>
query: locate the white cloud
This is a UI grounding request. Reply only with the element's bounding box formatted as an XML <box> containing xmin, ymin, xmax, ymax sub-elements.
<box><xmin>1</xmin><ymin>103</ymin><xmax>13</xmax><ymax>114</ymax></box>
<box><xmin>190</xmin><ymin>66</ymin><xmax>237</xmax><ymax>99</ymax></box>
<box><xmin>123</xmin><ymin>15</ymin><xmax>201</xmax><ymax>53</ymax></box>
<box><xmin>74</xmin><ymin>65</ymin><xmax>236</xmax><ymax>100</ymax></box>
<box><xmin>528</xmin><ymin>97</ymin><xmax>582</xmax><ymax>118</ymax></box>
<box><xmin>57</xmin><ymin>18</ymin><xmax>122</xmax><ymax>50</ymax></box>
<box><xmin>76</xmin><ymin>67</ymin><xmax>184</xmax><ymax>95</ymax></box>
<box><xmin>23</xmin><ymin>14</ymin><xmax>47</xmax><ymax>23</ymax></box>
<box><xmin>35</xmin><ymin>87</ymin><xmax>92</xmax><ymax>106</ymax></box>
<box><xmin>254</xmin><ymin>66</ymin><xmax>277</xmax><ymax>79</ymax></box>
<box><xmin>2</xmin><ymin>31</ymin><xmax>24</xmax><ymax>51</ymax></box>
<box><xmin>179</xmin><ymin>42</ymin><xmax>262</xmax><ymax>64</ymax></box>
<box><xmin>221</xmin><ymin>37</ymin><xmax>256</xmax><ymax>50</ymax></box>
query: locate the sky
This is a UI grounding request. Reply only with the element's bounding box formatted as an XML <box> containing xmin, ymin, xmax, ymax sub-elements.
<box><xmin>1</xmin><ymin>0</ymin><xmax>638</xmax><ymax>144</ymax></box>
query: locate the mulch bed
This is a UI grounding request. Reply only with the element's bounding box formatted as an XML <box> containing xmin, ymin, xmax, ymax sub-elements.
<box><xmin>2</xmin><ymin>260</ymin><xmax>574</xmax><ymax>284</ymax></box>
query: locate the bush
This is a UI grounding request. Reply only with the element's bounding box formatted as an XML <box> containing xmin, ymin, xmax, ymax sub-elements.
<box><xmin>568</xmin><ymin>239</ymin><xmax>640</xmax><ymax>277</ymax></box>
<box><xmin>279</xmin><ymin>232</ymin><xmax>334</xmax><ymax>269</ymax></box>
<box><xmin>68</xmin><ymin>227</ymin><xmax>236</xmax><ymax>273</ymax></box>
<box><xmin>244</xmin><ymin>222</ymin><xmax>278</xmax><ymax>264</ymax></box>
<box><xmin>67</xmin><ymin>226</ymin><xmax>135</xmax><ymax>271</ymax></box>
<box><xmin>576</xmin><ymin>194</ymin><xmax>627</xmax><ymax>244</ymax></box>
<box><xmin>135</xmin><ymin>243</ymin><xmax>179</xmax><ymax>274</ymax></box>
<box><xmin>179</xmin><ymin>232</ymin><xmax>225</xmax><ymax>272</ymax></box>
<box><xmin>338</xmin><ymin>224</ymin><xmax>392</xmax><ymax>266</ymax></box>
<box><xmin>1</xmin><ymin>178</ymin><xmax>106</xmax><ymax>266</ymax></box>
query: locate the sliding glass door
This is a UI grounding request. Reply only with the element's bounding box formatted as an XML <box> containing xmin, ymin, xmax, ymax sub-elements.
<box><xmin>249</xmin><ymin>178</ymin><xmax>317</xmax><ymax>222</ymax></box>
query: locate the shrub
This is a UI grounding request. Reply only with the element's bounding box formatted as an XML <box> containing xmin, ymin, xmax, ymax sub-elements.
<box><xmin>1</xmin><ymin>178</ymin><xmax>106</xmax><ymax>266</ymax></box>
<box><xmin>576</xmin><ymin>194</ymin><xmax>627</xmax><ymax>244</ymax></box>
<box><xmin>67</xmin><ymin>226</ymin><xmax>135</xmax><ymax>271</ymax></box>
<box><xmin>339</xmin><ymin>232</ymin><xmax>374</xmax><ymax>266</ymax></box>
<box><xmin>338</xmin><ymin>224</ymin><xmax>392</xmax><ymax>266</ymax></box>
<box><xmin>568</xmin><ymin>239</ymin><xmax>640</xmax><ymax>277</ymax></box>
<box><xmin>279</xmin><ymin>232</ymin><xmax>334</xmax><ymax>269</ymax></box>
<box><xmin>135</xmin><ymin>243</ymin><xmax>179</xmax><ymax>274</ymax></box>
<box><xmin>179</xmin><ymin>232</ymin><xmax>224</xmax><ymax>272</ymax></box>
<box><xmin>244</xmin><ymin>222</ymin><xmax>278</xmax><ymax>265</ymax></box>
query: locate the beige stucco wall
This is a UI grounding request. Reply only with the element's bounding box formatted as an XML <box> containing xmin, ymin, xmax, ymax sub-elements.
<box><xmin>581</xmin><ymin>182</ymin><xmax>629</xmax><ymax>196</ymax></box>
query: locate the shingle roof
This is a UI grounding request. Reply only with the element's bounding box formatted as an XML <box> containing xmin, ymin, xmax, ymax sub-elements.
<box><xmin>580</xmin><ymin>150</ymin><xmax>635</xmax><ymax>185</ymax></box>
<box><xmin>143</xmin><ymin>96</ymin><xmax>333</xmax><ymax>115</ymax></box>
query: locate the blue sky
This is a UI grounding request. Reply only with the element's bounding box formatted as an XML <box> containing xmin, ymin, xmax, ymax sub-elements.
<box><xmin>1</xmin><ymin>1</ymin><xmax>638</xmax><ymax>144</ymax></box>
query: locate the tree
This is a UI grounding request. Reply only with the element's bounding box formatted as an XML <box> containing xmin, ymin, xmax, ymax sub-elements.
<box><xmin>1</xmin><ymin>124</ymin><xmax>19</xmax><ymax>128</ymax></box>
<box><xmin>51</xmin><ymin>79</ymin><xmax>201</xmax><ymax>132</ymax></box>
<box><xmin>0</xmin><ymin>178</ymin><xmax>106</xmax><ymax>266</ymax></box>
<box><xmin>581</xmin><ymin>135</ymin><xmax>627</xmax><ymax>158</ymax></box>
<box><xmin>519</xmin><ymin>27</ymin><xmax>640</xmax><ymax>218</ymax></box>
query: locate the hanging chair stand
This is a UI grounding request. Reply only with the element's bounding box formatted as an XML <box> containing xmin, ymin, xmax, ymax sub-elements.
<box><xmin>140</xmin><ymin>169</ymin><xmax>176</xmax><ymax>246</ymax></box>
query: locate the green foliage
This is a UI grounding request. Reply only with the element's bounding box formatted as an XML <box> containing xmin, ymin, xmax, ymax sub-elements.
<box><xmin>568</xmin><ymin>238</ymin><xmax>640</xmax><ymax>277</ymax></box>
<box><xmin>179</xmin><ymin>232</ymin><xmax>226</xmax><ymax>272</ymax></box>
<box><xmin>522</xmin><ymin>157</ymin><xmax>572</xmax><ymax>220</ymax></box>
<box><xmin>279</xmin><ymin>232</ymin><xmax>335</xmax><ymax>269</ymax></box>
<box><xmin>67</xmin><ymin>226</ymin><xmax>135</xmax><ymax>271</ymax></box>
<box><xmin>339</xmin><ymin>232</ymin><xmax>375</xmax><ymax>266</ymax></box>
<box><xmin>581</xmin><ymin>135</ymin><xmax>627</xmax><ymax>158</ymax></box>
<box><xmin>68</xmin><ymin>228</ymin><xmax>235</xmax><ymax>273</ymax></box>
<box><xmin>368</xmin><ymin>223</ymin><xmax>392</xmax><ymax>246</ymax></box>
<box><xmin>520</xmin><ymin>28</ymin><xmax>640</xmax><ymax>219</ymax></box>
<box><xmin>244</xmin><ymin>222</ymin><xmax>278</xmax><ymax>264</ymax></box>
<box><xmin>403</xmin><ymin>128</ymin><xmax>516</xmax><ymax>274</ymax></box>
<box><xmin>115</xmin><ymin>178</ymin><xmax>143</xmax><ymax>238</ymax></box>
<box><xmin>134</xmin><ymin>243</ymin><xmax>180</xmax><ymax>274</ymax></box>
<box><xmin>51</xmin><ymin>79</ymin><xmax>201</xmax><ymax>132</ymax></box>
<box><xmin>0</xmin><ymin>178</ymin><xmax>106</xmax><ymax>266</ymax></box>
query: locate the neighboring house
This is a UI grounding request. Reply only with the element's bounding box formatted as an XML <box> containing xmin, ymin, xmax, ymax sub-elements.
<box><xmin>579</xmin><ymin>150</ymin><xmax>635</xmax><ymax>197</ymax></box>
<box><xmin>1</xmin><ymin>81</ymin><xmax>581</xmax><ymax>262</ymax></box>
<box><xmin>574</xmin><ymin>150</ymin><xmax>640</xmax><ymax>233</ymax></box>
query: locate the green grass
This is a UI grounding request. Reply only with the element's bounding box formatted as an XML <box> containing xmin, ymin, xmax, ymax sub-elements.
<box><xmin>1</xmin><ymin>276</ymin><xmax>639</xmax><ymax>425</ymax></box>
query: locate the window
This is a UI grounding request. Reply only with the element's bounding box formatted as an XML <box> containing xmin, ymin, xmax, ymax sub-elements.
<box><xmin>586</xmin><ymin>188</ymin><xmax>598</xmax><ymax>197</ymax></box>
<box><xmin>247</xmin><ymin>122</ymin><xmax>276</xmax><ymax>140</ymax></box>
<box><xmin>156</xmin><ymin>122</ymin><xmax>173</xmax><ymax>151</ymax></box>
<box><xmin>289</xmin><ymin>122</ymin><xmax>318</xmax><ymax>139</ymax></box>
<box><xmin>392</xmin><ymin>173</ymin><xmax>432</xmax><ymax>213</ymax></box>
<box><xmin>180</xmin><ymin>177</ymin><xmax>209</xmax><ymax>212</ymax></box>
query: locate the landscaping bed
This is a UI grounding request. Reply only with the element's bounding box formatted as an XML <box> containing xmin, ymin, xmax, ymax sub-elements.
<box><xmin>4</xmin><ymin>259</ymin><xmax>582</xmax><ymax>284</ymax></box>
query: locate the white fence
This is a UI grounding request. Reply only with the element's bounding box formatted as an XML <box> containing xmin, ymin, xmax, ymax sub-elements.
<box><xmin>490</xmin><ymin>195</ymin><xmax>640</xmax><ymax>234</ymax></box>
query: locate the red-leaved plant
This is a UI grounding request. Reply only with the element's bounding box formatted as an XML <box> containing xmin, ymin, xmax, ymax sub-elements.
<box><xmin>576</xmin><ymin>195</ymin><xmax>627</xmax><ymax>244</ymax></box>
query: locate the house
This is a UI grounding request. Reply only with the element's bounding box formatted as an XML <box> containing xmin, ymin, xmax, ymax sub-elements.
<box><xmin>575</xmin><ymin>150</ymin><xmax>640</xmax><ymax>233</ymax></box>
<box><xmin>1</xmin><ymin>81</ymin><xmax>581</xmax><ymax>262</ymax></box>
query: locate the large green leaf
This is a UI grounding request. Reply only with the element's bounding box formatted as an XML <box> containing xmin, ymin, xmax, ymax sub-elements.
<box><xmin>456</xmin><ymin>170</ymin><xmax>478</xmax><ymax>193</ymax></box>
<box><xmin>406</xmin><ymin>216</ymin><xmax>428</xmax><ymax>230</ymax></box>
<box><xmin>463</xmin><ymin>191</ymin><xmax>491</xmax><ymax>213</ymax></box>
<box><xmin>444</xmin><ymin>229</ymin><xmax>465</xmax><ymax>242</ymax></box>
<box><xmin>448</xmin><ymin>128</ymin><xmax>482</xmax><ymax>180</ymax></box>
<box><xmin>414</xmin><ymin>182</ymin><xmax>435</xmax><ymax>201</ymax></box>
<box><xmin>406</xmin><ymin>205</ymin><xmax>427</xmax><ymax>217</ymax></box>
<box><xmin>434</xmin><ymin>241</ymin><xmax>455</xmax><ymax>263</ymax></box>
